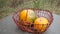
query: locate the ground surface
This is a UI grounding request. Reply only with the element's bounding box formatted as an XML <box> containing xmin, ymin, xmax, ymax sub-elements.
<box><xmin>0</xmin><ymin>14</ymin><xmax>60</xmax><ymax>34</ymax></box>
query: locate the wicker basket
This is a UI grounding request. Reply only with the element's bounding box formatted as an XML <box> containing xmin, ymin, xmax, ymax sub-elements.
<box><xmin>12</xmin><ymin>8</ymin><xmax>53</xmax><ymax>34</ymax></box>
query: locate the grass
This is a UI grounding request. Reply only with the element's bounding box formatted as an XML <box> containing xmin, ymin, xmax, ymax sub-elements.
<box><xmin>22</xmin><ymin>0</ymin><xmax>60</xmax><ymax>15</ymax></box>
<box><xmin>0</xmin><ymin>7</ymin><xmax>17</xmax><ymax>19</ymax></box>
<box><xmin>0</xmin><ymin>0</ymin><xmax>60</xmax><ymax>19</ymax></box>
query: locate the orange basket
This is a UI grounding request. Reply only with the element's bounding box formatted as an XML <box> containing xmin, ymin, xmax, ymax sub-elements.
<box><xmin>12</xmin><ymin>8</ymin><xmax>53</xmax><ymax>34</ymax></box>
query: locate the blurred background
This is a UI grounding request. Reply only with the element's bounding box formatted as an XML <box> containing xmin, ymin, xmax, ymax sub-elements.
<box><xmin>0</xmin><ymin>0</ymin><xmax>60</xmax><ymax>19</ymax></box>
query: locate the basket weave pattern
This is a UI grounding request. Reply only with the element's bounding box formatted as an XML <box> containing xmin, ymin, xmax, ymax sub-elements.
<box><xmin>13</xmin><ymin>8</ymin><xmax>53</xmax><ymax>34</ymax></box>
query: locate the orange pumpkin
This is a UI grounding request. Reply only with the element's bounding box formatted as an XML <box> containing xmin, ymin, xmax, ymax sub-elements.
<box><xmin>34</xmin><ymin>17</ymin><xmax>49</xmax><ymax>32</ymax></box>
<box><xmin>19</xmin><ymin>9</ymin><xmax>36</xmax><ymax>25</ymax></box>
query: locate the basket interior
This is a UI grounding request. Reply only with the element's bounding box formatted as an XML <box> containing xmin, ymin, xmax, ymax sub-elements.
<box><xmin>16</xmin><ymin>9</ymin><xmax>53</xmax><ymax>23</ymax></box>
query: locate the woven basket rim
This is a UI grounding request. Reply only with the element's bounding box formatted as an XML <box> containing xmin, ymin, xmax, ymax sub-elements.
<box><xmin>13</xmin><ymin>8</ymin><xmax>53</xmax><ymax>21</ymax></box>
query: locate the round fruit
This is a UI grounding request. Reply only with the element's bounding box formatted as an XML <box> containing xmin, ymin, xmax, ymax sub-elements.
<box><xmin>34</xmin><ymin>17</ymin><xmax>49</xmax><ymax>32</ymax></box>
<box><xmin>19</xmin><ymin>9</ymin><xmax>36</xmax><ymax>25</ymax></box>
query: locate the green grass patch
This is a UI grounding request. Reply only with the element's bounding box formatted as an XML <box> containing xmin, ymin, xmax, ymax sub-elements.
<box><xmin>0</xmin><ymin>0</ymin><xmax>60</xmax><ymax>19</ymax></box>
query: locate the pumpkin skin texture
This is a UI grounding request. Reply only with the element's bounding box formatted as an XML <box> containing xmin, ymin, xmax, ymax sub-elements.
<box><xmin>34</xmin><ymin>17</ymin><xmax>49</xmax><ymax>32</ymax></box>
<box><xmin>19</xmin><ymin>9</ymin><xmax>36</xmax><ymax>25</ymax></box>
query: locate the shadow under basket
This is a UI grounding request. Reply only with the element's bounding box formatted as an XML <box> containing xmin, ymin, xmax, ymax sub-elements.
<box><xmin>13</xmin><ymin>8</ymin><xmax>53</xmax><ymax>34</ymax></box>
